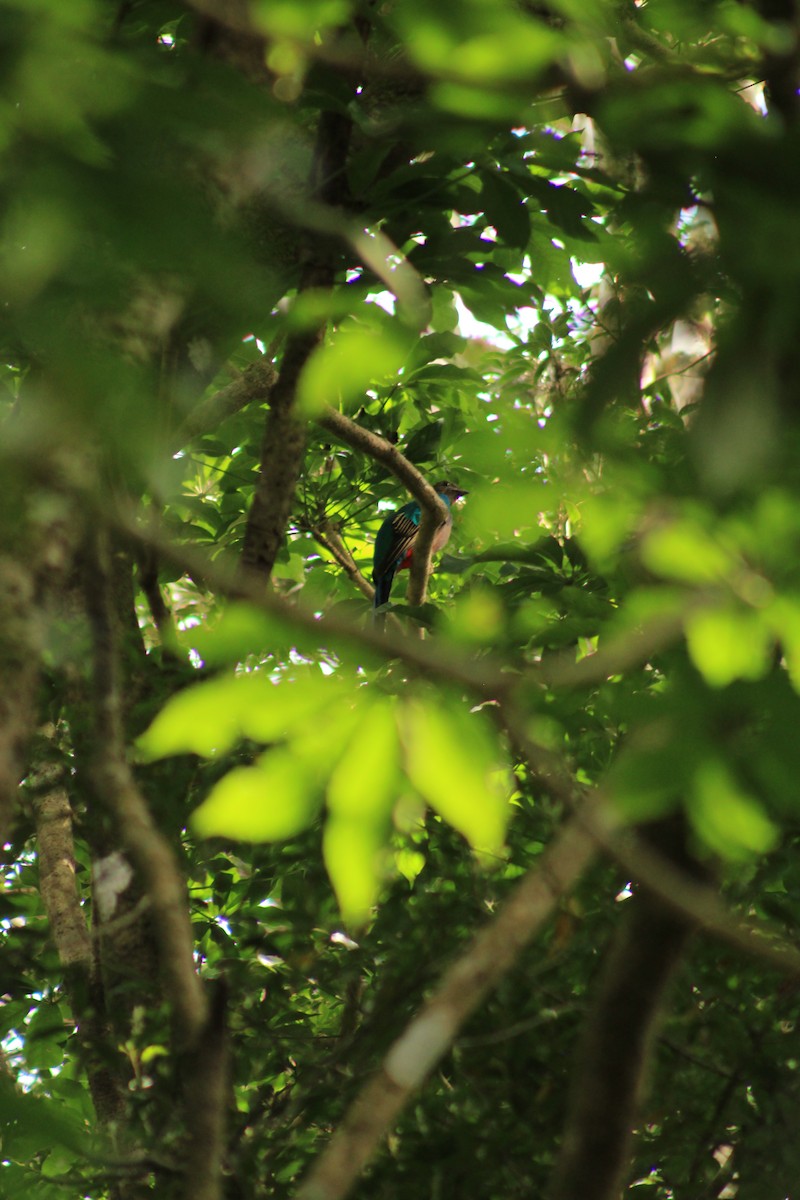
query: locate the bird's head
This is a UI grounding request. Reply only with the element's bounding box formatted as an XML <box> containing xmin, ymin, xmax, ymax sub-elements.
<box><xmin>434</xmin><ymin>481</ymin><xmax>468</xmax><ymax>504</ymax></box>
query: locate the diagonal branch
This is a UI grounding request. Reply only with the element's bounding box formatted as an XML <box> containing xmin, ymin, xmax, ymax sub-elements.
<box><xmin>318</xmin><ymin>407</ymin><xmax>450</xmax><ymax>607</ymax></box>
<box><xmin>308</xmin><ymin>519</ymin><xmax>373</xmax><ymax>601</ymax></box>
<box><xmin>173</xmin><ymin>360</ymin><xmax>278</xmax><ymax>453</ymax></box>
<box><xmin>295</xmin><ymin>804</ymin><xmax>604</xmax><ymax>1200</ymax></box>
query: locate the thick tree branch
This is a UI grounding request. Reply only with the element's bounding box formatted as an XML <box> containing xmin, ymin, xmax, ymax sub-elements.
<box><xmin>547</xmin><ymin>817</ymin><xmax>703</xmax><ymax>1200</ymax></box>
<box><xmin>296</xmin><ymin>805</ymin><xmax>603</xmax><ymax>1200</ymax></box>
<box><xmin>82</xmin><ymin>533</ymin><xmax>209</xmax><ymax>1046</ymax></box>
<box><xmin>240</xmin><ymin>319</ymin><xmax>320</xmax><ymax>580</ymax></box>
<box><xmin>35</xmin><ymin>771</ymin><xmax>93</xmax><ymax>971</ymax></box>
<box><xmin>33</xmin><ymin>760</ymin><xmax>129</xmax><ymax>1129</ymax></box>
<box><xmin>83</xmin><ymin>529</ymin><xmax>229</xmax><ymax>1199</ymax></box>
<box><xmin>182</xmin><ymin>981</ymin><xmax>230</xmax><ymax>1200</ymax></box>
<box><xmin>241</xmin><ymin>99</ymin><xmax>354</xmax><ymax>581</ymax></box>
<box><xmin>173</xmin><ymin>360</ymin><xmax>278</xmax><ymax>452</ymax></box>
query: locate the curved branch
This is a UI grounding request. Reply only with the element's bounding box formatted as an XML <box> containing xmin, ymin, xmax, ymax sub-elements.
<box><xmin>318</xmin><ymin>407</ymin><xmax>450</xmax><ymax>607</ymax></box>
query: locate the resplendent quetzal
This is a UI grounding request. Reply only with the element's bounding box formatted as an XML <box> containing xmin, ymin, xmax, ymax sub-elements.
<box><xmin>372</xmin><ymin>481</ymin><xmax>466</xmax><ymax>618</ymax></box>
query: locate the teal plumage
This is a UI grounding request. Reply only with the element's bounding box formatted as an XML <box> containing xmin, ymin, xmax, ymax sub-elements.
<box><xmin>372</xmin><ymin>481</ymin><xmax>466</xmax><ymax>617</ymax></box>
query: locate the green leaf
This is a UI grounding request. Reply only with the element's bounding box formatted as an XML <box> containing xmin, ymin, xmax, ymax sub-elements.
<box><xmin>181</xmin><ymin>603</ymin><xmax>281</xmax><ymax>666</ymax></box>
<box><xmin>326</xmin><ymin>700</ymin><xmax>400</xmax><ymax>822</ymax></box>
<box><xmin>480</xmin><ymin>171</ymin><xmax>531</xmax><ymax>249</ymax></box>
<box><xmin>689</xmin><ymin>759</ymin><xmax>778</xmax><ymax>861</ymax></box>
<box><xmin>607</xmin><ymin>723</ymin><xmax>690</xmax><ymax>823</ymax></box>
<box><xmin>137</xmin><ymin>672</ymin><xmax>346</xmax><ymax>759</ymax></box>
<box><xmin>640</xmin><ymin>521</ymin><xmax>736</xmax><ymax>584</ymax></box>
<box><xmin>323</xmin><ymin>818</ymin><xmax>387</xmax><ymax>925</ymax></box>
<box><xmin>191</xmin><ymin>748</ymin><xmax>322</xmax><ymax>842</ymax></box>
<box><xmin>685</xmin><ymin>606</ymin><xmax>772</xmax><ymax>687</ymax></box>
<box><xmin>403</xmin><ymin>420</ymin><xmax>444</xmax><ymax>464</ymax></box>
<box><xmin>0</xmin><ymin>1075</ymin><xmax>89</xmax><ymax>1162</ymax></box>
<box><xmin>462</xmin><ymin>480</ymin><xmax>548</xmax><ymax>543</ymax></box>
<box><xmin>298</xmin><ymin>322</ymin><xmax>410</xmax><ymax>414</ymax></box>
<box><xmin>402</xmin><ymin>700</ymin><xmax>510</xmax><ymax>853</ymax></box>
<box><xmin>39</xmin><ymin>1146</ymin><xmax>77</xmax><ymax>1179</ymax></box>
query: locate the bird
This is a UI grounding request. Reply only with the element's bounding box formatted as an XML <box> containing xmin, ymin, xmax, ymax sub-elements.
<box><xmin>372</xmin><ymin>481</ymin><xmax>466</xmax><ymax>620</ymax></box>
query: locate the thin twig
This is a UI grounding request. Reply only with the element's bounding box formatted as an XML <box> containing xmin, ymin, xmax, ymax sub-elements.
<box><xmin>308</xmin><ymin>520</ymin><xmax>373</xmax><ymax>601</ymax></box>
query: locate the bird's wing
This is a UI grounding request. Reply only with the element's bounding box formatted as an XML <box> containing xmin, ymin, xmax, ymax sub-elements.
<box><xmin>373</xmin><ymin>505</ymin><xmax>420</xmax><ymax>580</ymax></box>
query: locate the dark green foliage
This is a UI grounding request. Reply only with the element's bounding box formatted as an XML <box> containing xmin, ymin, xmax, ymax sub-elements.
<box><xmin>3</xmin><ymin>1</ymin><xmax>800</xmax><ymax>1198</ymax></box>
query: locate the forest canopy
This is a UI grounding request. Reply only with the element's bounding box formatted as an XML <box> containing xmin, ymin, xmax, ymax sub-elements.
<box><xmin>2</xmin><ymin>1</ymin><xmax>800</xmax><ymax>1198</ymax></box>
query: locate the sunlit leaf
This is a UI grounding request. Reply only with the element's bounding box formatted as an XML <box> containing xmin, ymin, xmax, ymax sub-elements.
<box><xmin>685</xmin><ymin>605</ymin><xmax>772</xmax><ymax>687</ymax></box>
<box><xmin>402</xmin><ymin>700</ymin><xmax>510</xmax><ymax>853</ymax></box>
<box><xmin>137</xmin><ymin>672</ymin><xmax>346</xmax><ymax>759</ymax></box>
<box><xmin>327</xmin><ymin>700</ymin><xmax>400</xmax><ymax>821</ymax></box>
<box><xmin>191</xmin><ymin>748</ymin><xmax>321</xmax><ymax>841</ymax></box>
<box><xmin>689</xmin><ymin>759</ymin><xmax>778</xmax><ymax>861</ymax></box>
<box><xmin>641</xmin><ymin>521</ymin><xmax>736</xmax><ymax>584</ymax></box>
<box><xmin>298</xmin><ymin>322</ymin><xmax>410</xmax><ymax>414</ymax></box>
<box><xmin>323</xmin><ymin>817</ymin><xmax>387</xmax><ymax>925</ymax></box>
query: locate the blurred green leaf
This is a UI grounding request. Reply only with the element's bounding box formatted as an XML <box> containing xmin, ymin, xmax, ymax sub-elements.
<box><xmin>689</xmin><ymin>759</ymin><xmax>778</xmax><ymax>861</ymax></box>
<box><xmin>298</xmin><ymin>322</ymin><xmax>410</xmax><ymax>414</ymax></box>
<box><xmin>685</xmin><ymin>605</ymin><xmax>773</xmax><ymax>687</ymax></box>
<box><xmin>192</xmin><ymin>748</ymin><xmax>322</xmax><ymax>842</ymax></box>
<box><xmin>641</xmin><ymin>521</ymin><xmax>736</xmax><ymax>585</ymax></box>
<box><xmin>137</xmin><ymin>671</ymin><xmax>347</xmax><ymax>760</ymax></box>
<box><xmin>402</xmin><ymin>700</ymin><xmax>510</xmax><ymax>853</ymax></box>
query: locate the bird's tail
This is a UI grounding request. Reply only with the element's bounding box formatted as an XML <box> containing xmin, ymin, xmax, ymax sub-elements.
<box><xmin>372</xmin><ymin>572</ymin><xmax>394</xmax><ymax>627</ymax></box>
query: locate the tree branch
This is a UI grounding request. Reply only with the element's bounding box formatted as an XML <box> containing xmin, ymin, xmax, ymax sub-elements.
<box><xmin>83</xmin><ymin>529</ymin><xmax>231</xmax><ymax>1199</ymax></box>
<box><xmin>241</xmin><ymin>98</ymin><xmax>355</xmax><ymax>581</ymax></box>
<box><xmin>296</xmin><ymin>805</ymin><xmax>603</xmax><ymax>1200</ymax></box>
<box><xmin>308</xmin><ymin>519</ymin><xmax>373</xmax><ymax>601</ymax></box>
<box><xmin>173</xmin><ymin>360</ymin><xmax>278</xmax><ymax>452</ymax></box>
<box><xmin>318</xmin><ymin>406</ymin><xmax>451</xmax><ymax>607</ymax></box>
<box><xmin>32</xmin><ymin>758</ymin><xmax>128</xmax><ymax>1129</ymax></box>
<box><xmin>547</xmin><ymin>816</ymin><xmax>703</xmax><ymax>1200</ymax></box>
<box><xmin>114</xmin><ymin>508</ymin><xmax>510</xmax><ymax>697</ymax></box>
<box><xmin>82</xmin><ymin>531</ymin><xmax>209</xmax><ymax>1048</ymax></box>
